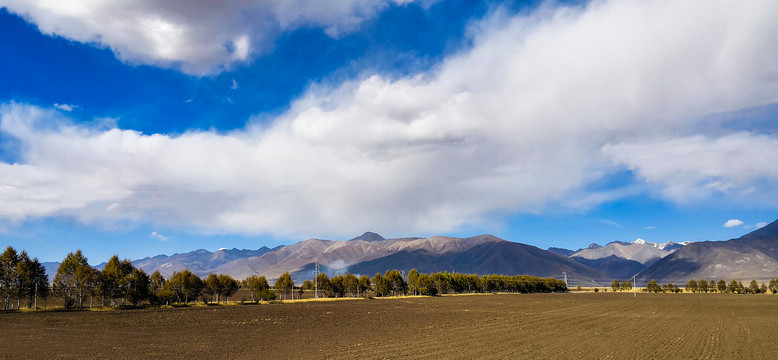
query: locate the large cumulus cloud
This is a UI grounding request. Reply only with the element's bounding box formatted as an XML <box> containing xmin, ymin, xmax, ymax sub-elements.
<box><xmin>1</xmin><ymin>0</ymin><xmax>777</xmax><ymax>237</ymax></box>
<box><xmin>0</xmin><ymin>0</ymin><xmax>434</xmax><ymax>74</ymax></box>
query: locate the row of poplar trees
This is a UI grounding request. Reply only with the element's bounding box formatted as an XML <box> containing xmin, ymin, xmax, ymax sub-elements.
<box><xmin>0</xmin><ymin>246</ymin><xmax>49</xmax><ymax>310</ymax></box>
<box><xmin>52</xmin><ymin>250</ymin><xmax>249</xmax><ymax>309</ymax></box>
<box><xmin>0</xmin><ymin>246</ymin><xmax>255</xmax><ymax>310</ymax></box>
<box><xmin>3</xmin><ymin>245</ymin><xmax>568</xmax><ymax>310</ymax></box>
<box><xmin>302</xmin><ymin>269</ymin><xmax>567</xmax><ymax>298</ymax></box>
<box><xmin>642</xmin><ymin>278</ymin><xmax>778</xmax><ymax>294</ymax></box>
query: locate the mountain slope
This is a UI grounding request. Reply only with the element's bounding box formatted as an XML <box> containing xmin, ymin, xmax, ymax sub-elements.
<box><xmin>348</xmin><ymin>241</ymin><xmax>609</xmax><ymax>285</ymax></box>
<box><xmin>213</xmin><ymin>234</ymin><xmax>505</xmax><ymax>280</ymax></box>
<box><xmin>547</xmin><ymin>247</ymin><xmax>575</xmax><ymax>256</ymax></box>
<box><xmin>637</xmin><ymin>220</ymin><xmax>778</xmax><ymax>284</ymax></box>
<box><xmin>571</xmin><ymin>239</ymin><xmax>678</xmax><ymax>265</ymax></box>
<box><xmin>570</xmin><ymin>256</ymin><xmax>646</xmax><ymax>280</ymax></box>
<box><xmin>125</xmin><ymin>233</ymin><xmax>608</xmax><ymax>284</ymax></box>
<box><xmin>131</xmin><ymin>246</ymin><xmax>279</xmax><ymax>278</ymax></box>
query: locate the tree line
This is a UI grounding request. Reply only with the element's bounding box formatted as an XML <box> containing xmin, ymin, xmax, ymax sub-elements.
<box><xmin>305</xmin><ymin>269</ymin><xmax>568</xmax><ymax>298</ymax></box>
<box><xmin>1</xmin><ymin>247</ymin><xmax>49</xmax><ymax>310</ymax></box>
<box><xmin>611</xmin><ymin>280</ymin><xmax>633</xmax><ymax>291</ymax></box>
<box><xmin>3</xmin><ymin>245</ymin><xmax>570</xmax><ymax>311</ymax></box>
<box><xmin>640</xmin><ymin>278</ymin><xmax>778</xmax><ymax>294</ymax></box>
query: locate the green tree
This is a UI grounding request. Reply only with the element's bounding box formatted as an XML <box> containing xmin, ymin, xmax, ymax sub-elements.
<box><xmin>126</xmin><ymin>268</ymin><xmax>150</xmax><ymax>306</ymax></box>
<box><xmin>430</xmin><ymin>272</ymin><xmax>449</xmax><ymax>294</ymax></box>
<box><xmin>407</xmin><ymin>269</ymin><xmax>420</xmax><ymax>295</ymax></box>
<box><xmin>612</xmin><ymin>280</ymin><xmax>620</xmax><ymax>292</ymax></box>
<box><xmin>0</xmin><ymin>248</ymin><xmax>48</xmax><ymax>310</ymax></box>
<box><xmin>102</xmin><ymin>255</ymin><xmax>133</xmax><ymax>307</ymax></box>
<box><xmin>274</xmin><ymin>272</ymin><xmax>294</xmax><ymax>300</ymax></box>
<box><xmin>316</xmin><ymin>273</ymin><xmax>330</xmax><ymax>298</ymax></box>
<box><xmin>685</xmin><ymin>279</ymin><xmax>698</xmax><ymax>293</ymax></box>
<box><xmin>218</xmin><ymin>274</ymin><xmax>238</xmax><ymax>303</ymax></box>
<box><xmin>13</xmin><ymin>251</ymin><xmax>34</xmax><ymax>310</ymax></box>
<box><xmin>28</xmin><ymin>257</ymin><xmax>48</xmax><ymax>309</ymax></box>
<box><xmin>54</xmin><ymin>250</ymin><xmax>92</xmax><ymax>309</ymax></box>
<box><xmin>168</xmin><ymin>269</ymin><xmax>203</xmax><ymax>304</ymax></box>
<box><xmin>203</xmin><ymin>273</ymin><xmax>219</xmax><ymax>304</ymax></box>
<box><xmin>358</xmin><ymin>275</ymin><xmax>371</xmax><ymax>297</ymax></box>
<box><xmin>717</xmin><ymin>279</ymin><xmax>727</xmax><ymax>293</ymax></box>
<box><xmin>748</xmin><ymin>280</ymin><xmax>760</xmax><ymax>294</ymax></box>
<box><xmin>86</xmin><ymin>268</ymin><xmax>102</xmax><ymax>308</ymax></box>
<box><xmin>344</xmin><ymin>273</ymin><xmax>359</xmax><ymax>297</ymax></box>
<box><xmin>770</xmin><ymin>278</ymin><xmax>778</xmax><ymax>294</ymax></box>
<box><xmin>243</xmin><ymin>275</ymin><xmax>270</xmax><ymax>302</ymax></box>
<box><xmin>149</xmin><ymin>270</ymin><xmax>167</xmax><ymax>305</ymax></box>
<box><xmin>0</xmin><ymin>246</ymin><xmax>19</xmax><ymax>310</ymax></box>
<box><xmin>728</xmin><ymin>280</ymin><xmax>740</xmax><ymax>294</ymax></box>
<box><xmin>417</xmin><ymin>273</ymin><xmax>437</xmax><ymax>296</ymax></box>
<box><xmin>373</xmin><ymin>273</ymin><xmax>390</xmax><ymax>297</ymax></box>
<box><xmin>329</xmin><ymin>275</ymin><xmax>346</xmax><ymax>297</ymax></box>
<box><xmin>699</xmin><ymin>279</ymin><xmax>709</xmax><ymax>293</ymax></box>
<box><xmin>646</xmin><ymin>280</ymin><xmax>661</xmax><ymax>293</ymax></box>
<box><xmin>384</xmin><ymin>270</ymin><xmax>406</xmax><ymax>296</ymax></box>
<box><xmin>301</xmin><ymin>280</ymin><xmax>313</xmax><ymax>291</ymax></box>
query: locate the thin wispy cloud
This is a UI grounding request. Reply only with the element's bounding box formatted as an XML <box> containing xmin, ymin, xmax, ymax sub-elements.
<box><xmin>150</xmin><ymin>231</ymin><xmax>168</xmax><ymax>241</ymax></box>
<box><xmin>600</xmin><ymin>219</ymin><xmax>620</xmax><ymax>228</ymax></box>
<box><xmin>53</xmin><ymin>103</ymin><xmax>75</xmax><ymax>112</ymax></box>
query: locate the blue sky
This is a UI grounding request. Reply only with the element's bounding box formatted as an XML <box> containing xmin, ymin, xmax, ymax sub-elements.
<box><xmin>0</xmin><ymin>0</ymin><xmax>777</xmax><ymax>264</ymax></box>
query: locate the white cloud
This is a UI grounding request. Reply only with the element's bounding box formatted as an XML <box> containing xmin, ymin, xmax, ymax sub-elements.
<box><xmin>1</xmin><ymin>0</ymin><xmax>431</xmax><ymax>74</ymax></box>
<box><xmin>0</xmin><ymin>0</ymin><xmax>777</xmax><ymax>237</ymax></box>
<box><xmin>149</xmin><ymin>231</ymin><xmax>168</xmax><ymax>241</ymax></box>
<box><xmin>723</xmin><ymin>219</ymin><xmax>744</xmax><ymax>228</ymax></box>
<box><xmin>230</xmin><ymin>79</ymin><xmax>238</xmax><ymax>91</ymax></box>
<box><xmin>53</xmin><ymin>103</ymin><xmax>74</xmax><ymax>112</ymax></box>
<box><xmin>755</xmin><ymin>222</ymin><xmax>767</xmax><ymax>229</ymax></box>
<box><xmin>604</xmin><ymin>133</ymin><xmax>778</xmax><ymax>203</ymax></box>
<box><xmin>645</xmin><ymin>226</ymin><xmax>656</xmax><ymax>230</ymax></box>
<box><xmin>150</xmin><ymin>231</ymin><xmax>168</xmax><ymax>241</ymax></box>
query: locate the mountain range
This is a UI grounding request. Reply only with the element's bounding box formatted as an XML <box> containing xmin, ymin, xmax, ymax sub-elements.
<box><xmin>40</xmin><ymin>220</ymin><xmax>778</xmax><ymax>286</ymax></box>
<box><xmin>636</xmin><ymin>220</ymin><xmax>778</xmax><ymax>283</ymax></box>
<box><xmin>129</xmin><ymin>232</ymin><xmax>610</xmax><ymax>285</ymax></box>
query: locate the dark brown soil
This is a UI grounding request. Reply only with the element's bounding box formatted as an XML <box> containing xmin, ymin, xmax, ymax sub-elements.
<box><xmin>2</xmin><ymin>293</ymin><xmax>776</xmax><ymax>359</ymax></box>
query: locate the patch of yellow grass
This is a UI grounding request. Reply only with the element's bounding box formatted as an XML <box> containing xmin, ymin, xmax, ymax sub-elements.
<box><xmin>373</xmin><ymin>295</ymin><xmax>428</xmax><ymax>300</ymax></box>
<box><xmin>284</xmin><ymin>297</ymin><xmax>366</xmax><ymax>303</ymax></box>
<box><xmin>441</xmin><ymin>292</ymin><xmax>495</xmax><ymax>297</ymax></box>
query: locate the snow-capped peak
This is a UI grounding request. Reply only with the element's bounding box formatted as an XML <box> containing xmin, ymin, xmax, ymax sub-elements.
<box><xmin>217</xmin><ymin>248</ymin><xmax>228</xmax><ymax>251</ymax></box>
<box><xmin>633</xmin><ymin>238</ymin><xmax>646</xmax><ymax>245</ymax></box>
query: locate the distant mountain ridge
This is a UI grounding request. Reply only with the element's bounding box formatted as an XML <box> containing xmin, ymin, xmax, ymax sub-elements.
<box><xmin>110</xmin><ymin>233</ymin><xmax>609</xmax><ymax>285</ymax></box>
<box><xmin>638</xmin><ymin>220</ymin><xmax>778</xmax><ymax>283</ymax></box>
<box><xmin>546</xmin><ymin>238</ymin><xmax>692</xmax><ymax>280</ymax></box>
<box><xmin>570</xmin><ymin>238</ymin><xmax>682</xmax><ymax>265</ymax></box>
<box><xmin>130</xmin><ymin>246</ymin><xmax>280</xmax><ymax>277</ymax></box>
<box><xmin>37</xmin><ymin>220</ymin><xmax>777</xmax><ymax>286</ymax></box>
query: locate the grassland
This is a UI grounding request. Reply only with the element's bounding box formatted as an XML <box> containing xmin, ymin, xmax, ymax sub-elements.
<box><xmin>2</xmin><ymin>293</ymin><xmax>776</xmax><ymax>359</ymax></box>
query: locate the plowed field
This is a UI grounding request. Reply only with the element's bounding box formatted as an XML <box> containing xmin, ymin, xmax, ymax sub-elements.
<box><xmin>2</xmin><ymin>293</ymin><xmax>776</xmax><ymax>359</ymax></box>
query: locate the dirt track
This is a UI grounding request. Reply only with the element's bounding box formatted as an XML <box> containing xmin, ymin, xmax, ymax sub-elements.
<box><xmin>2</xmin><ymin>293</ymin><xmax>776</xmax><ymax>359</ymax></box>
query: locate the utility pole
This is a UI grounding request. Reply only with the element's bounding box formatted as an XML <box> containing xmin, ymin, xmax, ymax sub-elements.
<box><xmin>562</xmin><ymin>272</ymin><xmax>568</xmax><ymax>288</ymax></box>
<box><xmin>314</xmin><ymin>262</ymin><xmax>319</xmax><ymax>299</ymax></box>
<box><xmin>633</xmin><ymin>274</ymin><xmax>637</xmax><ymax>298</ymax></box>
